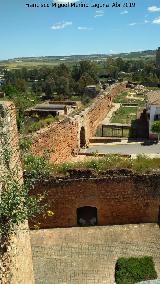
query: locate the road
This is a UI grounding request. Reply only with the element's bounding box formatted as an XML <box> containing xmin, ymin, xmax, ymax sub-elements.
<box><xmin>81</xmin><ymin>143</ymin><xmax>160</xmax><ymax>155</ymax></box>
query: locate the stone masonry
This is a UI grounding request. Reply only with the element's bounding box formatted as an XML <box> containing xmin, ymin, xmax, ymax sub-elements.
<box><xmin>31</xmin><ymin>82</ymin><xmax>126</xmax><ymax>163</ymax></box>
<box><xmin>30</xmin><ymin>170</ymin><xmax>160</xmax><ymax>229</ymax></box>
<box><xmin>0</xmin><ymin>101</ymin><xmax>35</xmax><ymax>284</ymax></box>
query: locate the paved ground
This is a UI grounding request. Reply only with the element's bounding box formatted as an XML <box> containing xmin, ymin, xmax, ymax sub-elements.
<box><xmin>81</xmin><ymin>143</ymin><xmax>160</xmax><ymax>156</ymax></box>
<box><xmin>31</xmin><ymin>224</ymin><xmax>160</xmax><ymax>284</ymax></box>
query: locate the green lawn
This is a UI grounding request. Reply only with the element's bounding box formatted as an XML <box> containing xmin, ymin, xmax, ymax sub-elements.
<box><xmin>113</xmin><ymin>91</ymin><xmax>145</xmax><ymax>107</ymax></box>
<box><xmin>113</xmin><ymin>92</ymin><xmax>128</xmax><ymax>104</ymax></box>
<box><xmin>111</xmin><ymin>106</ymin><xmax>138</xmax><ymax>124</ymax></box>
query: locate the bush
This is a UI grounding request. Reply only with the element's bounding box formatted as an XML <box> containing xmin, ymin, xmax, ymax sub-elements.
<box><xmin>27</xmin><ymin>115</ymin><xmax>58</xmax><ymax>133</ymax></box>
<box><xmin>115</xmin><ymin>257</ymin><xmax>157</xmax><ymax>284</ymax></box>
<box><xmin>19</xmin><ymin>137</ymin><xmax>32</xmax><ymax>153</ymax></box>
<box><xmin>23</xmin><ymin>154</ymin><xmax>54</xmax><ymax>183</ymax></box>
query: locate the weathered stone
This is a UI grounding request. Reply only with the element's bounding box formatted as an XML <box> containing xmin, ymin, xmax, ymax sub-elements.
<box><xmin>31</xmin><ymin>83</ymin><xmax>126</xmax><ymax>163</ymax></box>
<box><xmin>30</xmin><ymin>172</ymin><xmax>160</xmax><ymax>229</ymax></box>
<box><xmin>0</xmin><ymin>101</ymin><xmax>35</xmax><ymax>284</ymax></box>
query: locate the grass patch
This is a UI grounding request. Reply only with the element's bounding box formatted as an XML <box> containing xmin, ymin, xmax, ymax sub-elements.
<box><xmin>25</xmin><ymin>115</ymin><xmax>59</xmax><ymax>133</ymax></box>
<box><xmin>111</xmin><ymin>106</ymin><xmax>138</xmax><ymax>124</ymax></box>
<box><xmin>113</xmin><ymin>91</ymin><xmax>145</xmax><ymax>107</ymax></box>
<box><xmin>115</xmin><ymin>256</ymin><xmax>157</xmax><ymax>284</ymax></box>
<box><xmin>113</xmin><ymin>91</ymin><xmax>128</xmax><ymax>104</ymax></box>
<box><xmin>23</xmin><ymin>153</ymin><xmax>160</xmax><ymax>179</ymax></box>
<box><xmin>52</xmin><ymin>155</ymin><xmax>160</xmax><ymax>176</ymax></box>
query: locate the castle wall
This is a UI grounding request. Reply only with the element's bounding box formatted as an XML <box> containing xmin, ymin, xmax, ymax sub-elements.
<box><xmin>31</xmin><ymin>83</ymin><xmax>126</xmax><ymax>163</ymax></box>
<box><xmin>31</xmin><ymin>171</ymin><xmax>160</xmax><ymax>228</ymax></box>
<box><xmin>0</xmin><ymin>101</ymin><xmax>35</xmax><ymax>284</ymax></box>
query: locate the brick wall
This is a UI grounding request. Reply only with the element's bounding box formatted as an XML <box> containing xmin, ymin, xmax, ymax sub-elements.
<box><xmin>31</xmin><ymin>118</ymin><xmax>79</xmax><ymax>162</ymax></box>
<box><xmin>31</xmin><ymin>83</ymin><xmax>126</xmax><ymax>163</ymax></box>
<box><xmin>31</xmin><ymin>171</ymin><xmax>160</xmax><ymax>228</ymax></box>
<box><xmin>82</xmin><ymin>82</ymin><xmax>127</xmax><ymax>142</ymax></box>
<box><xmin>0</xmin><ymin>102</ymin><xmax>35</xmax><ymax>284</ymax></box>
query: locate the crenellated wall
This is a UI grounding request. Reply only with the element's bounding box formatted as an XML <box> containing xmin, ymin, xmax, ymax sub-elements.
<box><xmin>31</xmin><ymin>82</ymin><xmax>126</xmax><ymax>163</ymax></box>
<box><xmin>0</xmin><ymin>101</ymin><xmax>35</xmax><ymax>284</ymax></box>
<box><xmin>30</xmin><ymin>170</ymin><xmax>160</xmax><ymax>229</ymax></box>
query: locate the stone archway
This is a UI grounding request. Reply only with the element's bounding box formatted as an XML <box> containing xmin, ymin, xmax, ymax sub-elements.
<box><xmin>80</xmin><ymin>126</ymin><xmax>86</xmax><ymax>148</ymax></box>
<box><xmin>77</xmin><ymin>206</ymin><xmax>97</xmax><ymax>226</ymax></box>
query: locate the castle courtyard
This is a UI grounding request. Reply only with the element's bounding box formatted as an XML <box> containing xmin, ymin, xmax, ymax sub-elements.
<box><xmin>31</xmin><ymin>224</ymin><xmax>160</xmax><ymax>284</ymax></box>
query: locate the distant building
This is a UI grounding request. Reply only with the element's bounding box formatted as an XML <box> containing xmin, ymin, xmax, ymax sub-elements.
<box><xmin>156</xmin><ymin>47</ymin><xmax>160</xmax><ymax>68</ymax></box>
<box><xmin>84</xmin><ymin>85</ymin><xmax>97</xmax><ymax>96</ymax></box>
<box><xmin>146</xmin><ymin>91</ymin><xmax>160</xmax><ymax>139</ymax></box>
<box><xmin>24</xmin><ymin>101</ymin><xmax>80</xmax><ymax>118</ymax></box>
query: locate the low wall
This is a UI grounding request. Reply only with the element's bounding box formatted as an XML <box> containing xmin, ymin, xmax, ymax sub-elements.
<box><xmin>30</xmin><ymin>170</ymin><xmax>160</xmax><ymax>229</ymax></box>
<box><xmin>31</xmin><ymin>82</ymin><xmax>126</xmax><ymax>163</ymax></box>
<box><xmin>0</xmin><ymin>102</ymin><xmax>35</xmax><ymax>284</ymax></box>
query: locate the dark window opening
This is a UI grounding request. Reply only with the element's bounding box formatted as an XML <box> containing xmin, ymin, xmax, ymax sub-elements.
<box><xmin>77</xmin><ymin>206</ymin><xmax>97</xmax><ymax>226</ymax></box>
<box><xmin>80</xmin><ymin>126</ymin><xmax>86</xmax><ymax>148</ymax></box>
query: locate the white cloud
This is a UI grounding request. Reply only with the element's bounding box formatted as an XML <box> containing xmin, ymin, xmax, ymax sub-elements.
<box><xmin>129</xmin><ymin>22</ymin><xmax>137</xmax><ymax>26</ymax></box>
<box><xmin>51</xmin><ymin>21</ymin><xmax>72</xmax><ymax>30</ymax></box>
<box><xmin>94</xmin><ymin>14</ymin><xmax>104</xmax><ymax>18</ymax></box>
<box><xmin>153</xmin><ymin>16</ymin><xmax>160</xmax><ymax>24</ymax></box>
<box><xmin>94</xmin><ymin>10</ymin><xmax>104</xmax><ymax>18</ymax></box>
<box><xmin>144</xmin><ymin>20</ymin><xmax>150</xmax><ymax>24</ymax></box>
<box><xmin>120</xmin><ymin>10</ymin><xmax>128</xmax><ymax>15</ymax></box>
<box><xmin>77</xmin><ymin>26</ymin><xmax>93</xmax><ymax>30</ymax></box>
<box><xmin>148</xmin><ymin>6</ymin><xmax>160</xmax><ymax>12</ymax></box>
<box><xmin>96</xmin><ymin>10</ymin><xmax>104</xmax><ymax>14</ymax></box>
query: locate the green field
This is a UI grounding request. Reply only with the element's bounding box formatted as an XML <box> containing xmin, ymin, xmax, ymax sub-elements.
<box><xmin>111</xmin><ymin>106</ymin><xmax>138</xmax><ymax>124</ymax></box>
<box><xmin>0</xmin><ymin>60</ymin><xmax>66</xmax><ymax>70</ymax></box>
<box><xmin>113</xmin><ymin>91</ymin><xmax>145</xmax><ymax>107</ymax></box>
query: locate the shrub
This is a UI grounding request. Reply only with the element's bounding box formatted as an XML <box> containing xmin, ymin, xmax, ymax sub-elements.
<box><xmin>55</xmin><ymin>162</ymin><xmax>73</xmax><ymax>175</ymax></box>
<box><xmin>19</xmin><ymin>137</ymin><xmax>32</xmax><ymax>153</ymax></box>
<box><xmin>115</xmin><ymin>257</ymin><xmax>157</xmax><ymax>284</ymax></box>
<box><xmin>23</xmin><ymin>154</ymin><xmax>54</xmax><ymax>183</ymax></box>
<box><xmin>0</xmin><ymin>134</ymin><xmax>48</xmax><ymax>236</ymax></box>
<box><xmin>27</xmin><ymin>115</ymin><xmax>58</xmax><ymax>133</ymax></box>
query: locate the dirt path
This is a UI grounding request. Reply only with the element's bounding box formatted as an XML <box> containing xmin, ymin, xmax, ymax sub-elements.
<box><xmin>102</xmin><ymin>103</ymin><xmax>121</xmax><ymax>124</ymax></box>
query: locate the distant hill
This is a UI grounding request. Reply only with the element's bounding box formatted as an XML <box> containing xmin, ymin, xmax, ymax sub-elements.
<box><xmin>0</xmin><ymin>49</ymin><xmax>156</xmax><ymax>67</ymax></box>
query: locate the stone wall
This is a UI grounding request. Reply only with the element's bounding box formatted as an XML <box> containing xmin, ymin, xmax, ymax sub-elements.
<box><xmin>0</xmin><ymin>101</ymin><xmax>35</xmax><ymax>284</ymax></box>
<box><xmin>30</xmin><ymin>117</ymin><xmax>79</xmax><ymax>163</ymax></box>
<box><xmin>31</xmin><ymin>83</ymin><xmax>126</xmax><ymax>163</ymax></box>
<box><xmin>31</xmin><ymin>170</ymin><xmax>160</xmax><ymax>228</ymax></box>
<box><xmin>81</xmin><ymin>82</ymin><xmax>126</xmax><ymax>142</ymax></box>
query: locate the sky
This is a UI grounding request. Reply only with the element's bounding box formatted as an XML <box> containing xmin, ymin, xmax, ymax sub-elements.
<box><xmin>0</xmin><ymin>0</ymin><xmax>160</xmax><ymax>59</ymax></box>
